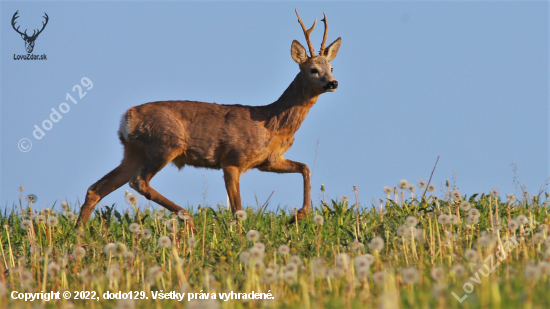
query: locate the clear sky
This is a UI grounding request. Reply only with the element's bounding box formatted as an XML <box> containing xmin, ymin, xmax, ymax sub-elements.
<box><xmin>1</xmin><ymin>1</ymin><xmax>548</xmax><ymax>213</ymax></box>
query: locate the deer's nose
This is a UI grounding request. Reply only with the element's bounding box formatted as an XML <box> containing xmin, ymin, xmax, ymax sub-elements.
<box><xmin>329</xmin><ymin>80</ymin><xmax>338</xmax><ymax>89</ymax></box>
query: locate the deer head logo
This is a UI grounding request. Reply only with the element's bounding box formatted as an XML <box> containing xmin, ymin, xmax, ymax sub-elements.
<box><xmin>11</xmin><ymin>11</ymin><xmax>49</xmax><ymax>53</ymax></box>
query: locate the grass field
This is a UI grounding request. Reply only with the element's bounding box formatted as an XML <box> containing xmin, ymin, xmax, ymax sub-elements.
<box><xmin>1</xmin><ymin>183</ymin><xmax>549</xmax><ymax>309</ymax></box>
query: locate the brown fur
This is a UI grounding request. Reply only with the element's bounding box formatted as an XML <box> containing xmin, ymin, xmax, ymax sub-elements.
<box><xmin>76</xmin><ymin>12</ymin><xmax>341</xmax><ymax>227</ymax></box>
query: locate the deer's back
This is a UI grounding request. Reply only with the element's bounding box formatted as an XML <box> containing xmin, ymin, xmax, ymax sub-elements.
<box><xmin>118</xmin><ymin>100</ymin><xmax>285</xmax><ymax>170</ymax></box>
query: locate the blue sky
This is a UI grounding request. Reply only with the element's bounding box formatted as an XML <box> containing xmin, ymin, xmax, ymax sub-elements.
<box><xmin>1</xmin><ymin>1</ymin><xmax>548</xmax><ymax>213</ymax></box>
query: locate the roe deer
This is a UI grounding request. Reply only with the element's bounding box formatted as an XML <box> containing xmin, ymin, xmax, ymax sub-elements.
<box><xmin>76</xmin><ymin>10</ymin><xmax>341</xmax><ymax>228</ymax></box>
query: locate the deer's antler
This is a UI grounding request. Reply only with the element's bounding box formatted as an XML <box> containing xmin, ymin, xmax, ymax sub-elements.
<box><xmin>11</xmin><ymin>11</ymin><xmax>26</xmax><ymax>37</ymax></box>
<box><xmin>295</xmin><ymin>10</ymin><xmax>317</xmax><ymax>57</ymax></box>
<box><xmin>319</xmin><ymin>13</ymin><xmax>328</xmax><ymax>56</ymax></box>
<box><xmin>31</xmin><ymin>13</ymin><xmax>49</xmax><ymax>39</ymax></box>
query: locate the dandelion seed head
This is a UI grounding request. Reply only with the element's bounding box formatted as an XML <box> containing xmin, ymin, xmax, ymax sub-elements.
<box><xmin>431</xmin><ymin>267</ymin><xmax>445</xmax><ymax>281</ymax></box>
<box><xmin>490</xmin><ymin>188</ymin><xmax>499</xmax><ymax>198</ymax></box>
<box><xmin>369</xmin><ymin>236</ymin><xmax>385</xmax><ymax>251</ymax></box>
<box><xmin>123</xmin><ymin>252</ymin><xmax>135</xmax><ymax>260</ymax></box>
<box><xmin>178</xmin><ymin>210</ymin><xmax>190</xmax><ymax>220</ymax></box>
<box><xmin>26</xmin><ymin>194</ymin><xmax>37</xmax><ymax>203</ymax></box>
<box><xmin>459</xmin><ymin>201</ymin><xmax>471</xmax><ymax>211</ymax></box>
<box><xmin>73</xmin><ymin>246</ymin><xmax>86</xmax><ymax>259</ymax></box>
<box><xmin>467</xmin><ymin>215</ymin><xmax>479</xmax><ymax>225</ymax></box>
<box><xmin>141</xmin><ymin>229</ymin><xmax>152</xmax><ymax>239</ymax></box>
<box><xmin>30</xmin><ymin>245</ymin><xmax>41</xmax><ymax>255</ymax></box>
<box><xmin>61</xmin><ymin>201</ymin><xmax>69</xmax><ymax>211</ymax></box>
<box><xmin>356</xmin><ymin>266</ymin><xmax>369</xmax><ymax>279</ymax></box>
<box><xmin>20</xmin><ymin>270</ymin><xmax>33</xmax><ymax>284</ymax></box>
<box><xmin>449</xmin><ymin>215</ymin><xmax>459</xmax><ymax>225</ymax></box>
<box><xmin>402</xmin><ymin>267</ymin><xmax>420</xmax><ymax>285</ymax></box>
<box><xmin>516</xmin><ymin>215</ymin><xmax>529</xmax><ymax>225</ymax></box>
<box><xmin>464</xmin><ymin>249</ymin><xmax>478</xmax><ymax>262</ymax></box>
<box><xmin>533</xmin><ymin>233</ymin><xmax>544</xmax><ymax>244</ymax></box>
<box><xmin>106</xmin><ymin>266</ymin><xmax>121</xmax><ymax>281</ymax></box>
<box><xmin>438</xmin><ymin>214</ymin><xmax>450</xmax><ymax>225</ymax></box>
<box><xmin>104</xmin><ymin>243</ymin><xmax>116</xmax><ymax>255</ymax></box>
<box><xmin>407</xmin><ymin>184</ymin><xmax>416</xmax><ymax>193</ymax></box>
<box><xmin>187</xmin><ymin>237</ymin><xmax>197</xmax><ymax>248</ymax></box>
<box><xmin>451</xmin><ymin>189</ymin><xmax>462</xmax><ymax>201</ymax></box>
<box><xmin>538</xmin><ymin>261</ymin><xmax>550</xmax><ymax>275</ymax></box>
<box><xmin>508</xmin><ymin>219</ymin><xmax>519</xmax><ymax>231</ymax></box>
<box><xmin>239</xmin><ymin>251</ymin><xmax>251</xmax><ymax>263</ymax></box>
<box><xmin>246</xmin><ymin>229</ymin><xmax>260</xmax><ymax>242</ymax></box>
<box><xmin>398</xmin><ymin>179</ymin><xmax>409</xmax><ymax>190</ymax></box>
<box><xmin>125</xmin><ymin>193</ymin><xmax>138</xmax><ymax>206</ymax></box>
<box><xmin>262</xmin><ymin>269</ymin><xmax>277</xmax><ymax>283</ymax></box>
<box><xmin>313</xmin><ymin>214</ymin><xmax>324</xmax><ymax>225</ymax></box>
<box><xmin>35</xmin><ymin>215</ymin><xmax>46</xmax><ymax>225</ymax></box>
<box><xmin>373</xmin><ymin>271</ymin><xmax>386</xmax><ymax>286</ymax></box>
<box><xmin>253</xmin><ymin>242</ymin><xmax>265</xmax><ymax>253</ymax></box>
<box><xmin>452</xmin><ymin>264</ymin><xmax>466</xmax><ymax>277</ymax></box>
<box><xmin>129</xmin><ymin>223</ymin><xmax>140</xmax><ymax>233</ymax></box>
<box><xmin>250</xmin><ymin>247</ymin><xmax>264</xmax><ymax>260</ymax></box>
<box><xmin>284</xmin><ymin>263</ymin><xmax>298</xmax><ymax>274</ymax></box>
<box><xmin>64</xmin><ymin>212</ymin><xmax>76</xmax><ymax>221</ymax></box>
<box><xmin>20</xmin><ymin>220</ymin><xmax>32</xmax><ymax>230</ymax></box>
<box><xmin>427</xmin><ymin>183</ymin><xmax>437</xmax><ymax>192</ymax></box>
<box><xmin>354</xmin><ymin>256</ymin><xmax>371</xmax><ymax>269</ymax></box>
<box><xmin>525</xmin><ymin>264</ymin><xmax>541</xmax><ymax>281</ymax></box>
<box><xmin>235</xmin><ymin>210</ymin><xmax>247</xmax><ymax>221</ymax></box>
<box><xmin>158</xmin><ymin>236</ymin><xmax>172</xmax><ymax>248</ymax></box>
<box><xmin>350</xmin><ymin>240</ymin><xmax>364</xmax><ymax>252</ymax></box>
<box><xmin>383</xmin><ymin>186</ymin><xmax>393</xmax><ymax>195</ymax></box>
<box><xmin>147</xmin><ymin>266</ymin><xmax>163</xmax><ymax>281</ymax></box>
<box><xmin>47</xmin><ymin>261</ymin><xmax>60</xmax><ymax>274</ymax></box>
<box><xmin>289</xmin><ymin>255</ymin><xmax>302</xmax><ymax>266</ymax></box>
<box><xmin>336</xmin><ymin>253</ymin><xmax>350</xmax><ymax>268</ymax></box>
<box><xmin>397</xmin><ymin>225</ymin><xmax>407</xmax><ymax>237</ymax></box>
<box><xmin>282</xmin><ymin>271</ymin><xmax>296</xmax><ymax>284</ymax></box>
<box><xmin>165</xmin><ymin>219</ymin><xmax>178</xmax><ymax>231</ymax></box>
<box><xmin>417</xmin><ymin>180</ymin><xmax>427</xmax><ymax>189</ymax></box>
<box><xmin>406</xmin><ymin>216</ymin><xmax>418</xmax><ymax>227</ymax></box>
<box><xmin>46</xmin><ymin>216</ymin><xmax>59</xmax><ymax>227</ymax></box>
<box><xmin>278</xmin><ymin>244</ymin><xmax>290</xmax><ymax>255</ymax></box>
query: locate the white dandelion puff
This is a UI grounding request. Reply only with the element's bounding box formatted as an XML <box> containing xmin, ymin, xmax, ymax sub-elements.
<box><xmin>246</xmin><ymin>229</ymin><xmax>260</xmax><ymax>242</ymax></box>
<box><xmin>235</xmin><ymin>210</ymin><xmax>247</xmax><ymax>221</ymax></box>
<box><xmin>129</xmin><ymin>223</ymin><xmax>140</xmax><ymax>233</ymax></box>
<box><xmin>313</xmin><ymin>215</ymin><xmax>324</xmax><ymax>225</ymax></box>
<box><xmin>158</xmin><ymin>236</ymin><xmax>172</xmax><ymax>248</ymax></box>
<box><xmin>73</xmin><ymin>246</ymin><xmax>86</xmax><ymax>259</ymax></box>
<box><xmin>278</xmin><ymin>244</ymin><xmax>290</xmax><ymax>255</ymax></box>
<box><xmin>125</xmin><ymin>193</ymin><xmax>138</xmax><ymax>206</ymax></box>
<box><xmin>369</xmin><ymin>236</ymin><xmax>384</xmax><ymax>251</ymax></box>
<box><xmin>398</xmin><ymin>179</ymin><xmax>409</xmax><ymax>190</ymax></box>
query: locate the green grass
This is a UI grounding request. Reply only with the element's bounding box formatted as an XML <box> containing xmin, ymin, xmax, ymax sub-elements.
<box><xmin>1</xmin><ymin>187</ymin><xmax>549</xmax><ymax>309</ymax></box>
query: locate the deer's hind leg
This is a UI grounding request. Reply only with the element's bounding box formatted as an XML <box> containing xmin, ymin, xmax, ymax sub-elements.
<box><xmin>128</xmin><ymin>147</ymin><xmax>195</xmax><ymax>227</ymax></box>
<box><xmin>76</xmin><ymin>144</ymin><xmax>146</xmax><ymax>227</ymax></box>
<box><xmin>257</xmin><ymin>157</ymin><xmax>311</xmax><ymax>223</ymax></box>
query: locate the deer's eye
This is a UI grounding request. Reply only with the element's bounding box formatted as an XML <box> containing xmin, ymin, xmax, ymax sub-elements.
<box><xmin>310</xmin><ymin>68</ymin><xmax>319</xmax><ymax>74</ymax></box>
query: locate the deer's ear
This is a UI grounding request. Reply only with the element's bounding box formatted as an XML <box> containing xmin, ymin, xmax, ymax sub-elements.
<box><xmin>324</xmin><ymin>37</ymin><xmax>341</xmax><ymax>62</ymax></box>
<box><xmin>291</xmin><ymin>40</ymin><xmax>308</xmax><ymax>64</ymax></box>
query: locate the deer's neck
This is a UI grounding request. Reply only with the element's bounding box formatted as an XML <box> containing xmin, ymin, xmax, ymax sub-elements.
<box><xmin>264</xmin><ymin>73</ymin><xmax>320</xmax><ymax>133</ymax></box>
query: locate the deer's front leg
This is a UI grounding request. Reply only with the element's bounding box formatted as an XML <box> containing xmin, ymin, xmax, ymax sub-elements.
<box><xmin>223</xmin><ymin>166</ymin><xmax>243</xmax><ymax>214</ymax></box>
<box><xmin>257</xmin><ymin>158</ymin><xmax>311</xmax><ymax>222</ymax></box>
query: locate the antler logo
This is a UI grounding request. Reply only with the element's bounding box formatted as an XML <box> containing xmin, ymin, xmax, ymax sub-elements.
<box><xmin>11</xmin><ymin>10</ymin><xmax>49</xmax><ymax>54</ymax></box>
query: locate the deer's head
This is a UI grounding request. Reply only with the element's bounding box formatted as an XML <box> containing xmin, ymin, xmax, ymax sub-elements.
<box><xmin>12</xmin><ymin>11</ymin><xmax>49</xmax><ymax>54</ymax></box>
<box><xmin>292</xmin><ymin>11</ymin><xmax>341</xmax><ymax>94</ymax></box>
